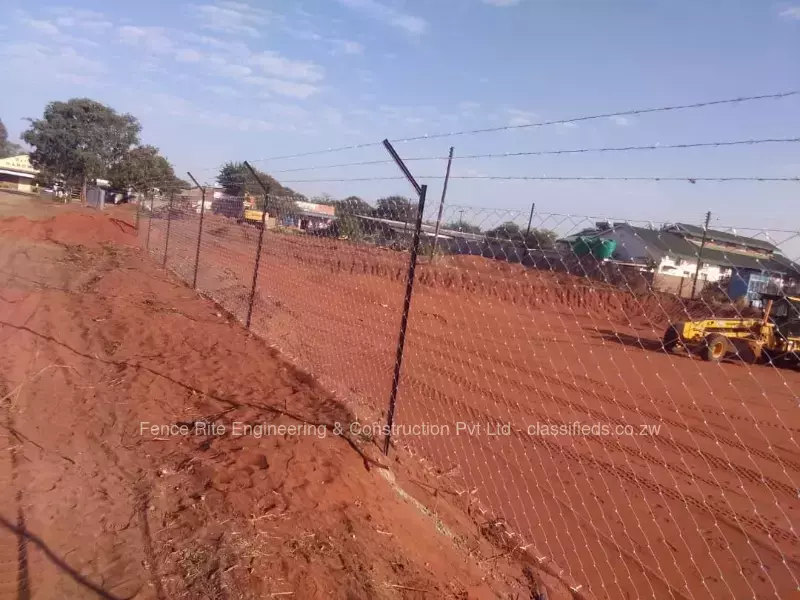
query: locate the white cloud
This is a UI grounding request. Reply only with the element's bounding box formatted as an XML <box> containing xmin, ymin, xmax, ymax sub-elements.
<box><xmin>27</xmin><ymin>19</ymin><xmax>60</xmax><ymax>35</ymax></box>
<box><xmin>243</xmin><ymin>75</ymin><xmax>321</xmax><ymax>99</ymax></box>
<box><xmin>262</xmin><ymin>102</ymin><xmax>308</xmax><ymax>119</ymax></box>
<box><xmin>336</xmin><ymin>0</ymin><xmax>428</xmax><ymax>35</ymax></box>
<box><xmin>210</xmin><ymin>55</ymin><xmax>253</xmax><ymax>78</ymax></box>
<box><xmin>483</xmin><ymin>0</ymin><xmax>522</xmax><ymax>6</ymax></box>
<box><xmin>118</xmin><ymin>26</ymin><xmax>175</xmax><ymax>54</ymax></box>
<box><xmin>48</xmin><ymin>7</ymin><xmax>113</xmax><ymax>33</ymax></box>
<box><xmin>330</xmin><ymin>39</ymin><xmax>364</xmax><ymax>55</ymax></box>
<box><xmin>248</xmin><ymin>51</ymin><xmax>324</xmax><ymax>81</ymax></box>
<box><xmin>0</xmin><ymin>41</ymin><xmax>106</xmax><ymax>86</ymax></box>
<box><xmin>190</xmin><ymin>2</ymin><xmax>271</xmax><ymax>37</ymax></box>
<box><xmin>176</xmin><ymin>48</ymin><xmax>203</xmax><ymax>63</ymax></box>
<box><xmin>204</xmin><ymin>84</ymin><xmax>242</xmax><ymax>97</ymax></box>
<box><xmin>780</xmin><ymin>6</ymin><xmax>800</xmax><ymax>19</ymax></box>
<box><xmin>459</xmin><ymin>101</ymin><xmax>481</xmax><ymax>111</ymax></box>
<box><xmin>506</xmin><ymin>108</ymin><xmax>537</xmax><ymax>126</ymax></box>
<box><xmin>610</xmin><ymin>115</ymin><xmax>632</xmax><ymax>126</ymax></box>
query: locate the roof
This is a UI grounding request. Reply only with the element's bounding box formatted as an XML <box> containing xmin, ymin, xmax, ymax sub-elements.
<box><xmin>0</xmin><ymin>155</ymin><xmax>38</xmax><ymax>175</ymax></box>
<box><xmin>354</xmin><ymin>214</ymin><xmax>485</xmax><ymax>241</ymax></box>
<box><xmin>668</xmin><ymin>223</ymin><xmax>777</xmax><ymax>252</ymax></box>
<box><xmin>600</xmin><ymin>224</ymin><xmax>800</xmax><ymax>277</ymax></box>
<box><xmin>0</xmin><ymin>169</ymin><xmax>35</xmax><ymax>179</ymax></box>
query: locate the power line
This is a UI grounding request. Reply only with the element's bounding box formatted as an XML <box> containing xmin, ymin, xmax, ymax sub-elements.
<box><xmin>247</xmin><ymin>90</ymin><xmax>799</xmax><ymax>164</ymax></box>
<box><xmin>266</xmin><ymin>137</ymin><xmax>800</xmax><ymax>175</ymax></box>
<box><xmin>278</xmin><ymin>175</ymin><xmax>800</xmax><ymax>183</ymax></box>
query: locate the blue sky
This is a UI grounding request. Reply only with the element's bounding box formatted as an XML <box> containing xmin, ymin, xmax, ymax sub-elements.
<box><xmin>0</xmin><ymin>0</ymin><xmax>799</xmax><ymax>243</ymax></box>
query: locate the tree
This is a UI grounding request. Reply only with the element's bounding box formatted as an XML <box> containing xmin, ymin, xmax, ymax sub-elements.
<box><xmin>0</xmin><ymin>118</ymin><xmax>24</xmax><ymax>159</ymax></box>
<box><xmin>336</xmin><ymin>196</ymin><xmax>373</xmax><ymax>216</ymax></box>
<box><xmin>485</xmin><ymin>221</ymin><xmax>556</xmax><ymax>248</ymax></box>
<box><xmin>108</xmin><ymin>145</ymin><xmax>178</xmax><ymax>193</ymax></box>
<box><xmin>374</xmin><ymin>196</ymin><xmax>417</xmax><ymax>222</ymax></box>
<box><xmin>217</xmin><ymin>161</ymin><xmax>298</xmax><ymax>198</ymax></box>
<box><xmin>22</xmin><ymin>98</ymin><xmax>141</xmax><ymax>190</ymax></box>
<box><xmin>486</xmin><ymin>221</ymin><xmax>523</xmax><ymax>241</ymax></box>
<box><xmin>445</xmin><ymin>220</ymin><xmax>481</xmax><ymax>234</ymax></box>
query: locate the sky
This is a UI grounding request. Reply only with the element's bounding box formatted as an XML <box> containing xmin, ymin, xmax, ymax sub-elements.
<box><xmin>0</xmin><ymin>0</ymin><xmax>799</xmax><ymax>246</ymax></box>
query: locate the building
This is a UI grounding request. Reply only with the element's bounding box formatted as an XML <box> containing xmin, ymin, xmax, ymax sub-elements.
<box><xmin>282</xmin><ymin>200</ymin><xmax>335</xmax><ymax>231</ymax></box>
<box><xmin>593</xmin><ymin>223</ymin><xmax>800</xmax><ymax>301</ymax></box>
<box><xmin>0</xmin><ymin>155</ymin><xmax>38</xmax><ymax>193</ymax></box>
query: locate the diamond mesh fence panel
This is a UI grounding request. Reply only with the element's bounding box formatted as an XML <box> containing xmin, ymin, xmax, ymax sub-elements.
<box><xmin>141</xmin><ymin>189</ymin><xmax>800</xmax><ymax>599</ymax></box>
<box><xmin>392</xmin><ymin>205</ymin><xmax>800</xmax><ymax>599</ymax></box>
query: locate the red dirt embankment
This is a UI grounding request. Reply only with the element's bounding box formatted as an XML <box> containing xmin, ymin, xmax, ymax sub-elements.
<box><xmin>250</xmin><ymin>232</ymin><xmax>736</xmax><ymax>327</ymax></box>
<box><xmin>0</xmin><ymin>212</ymin><xmax>138</xmax><ymax>248</ymax></box>
<box><xmin>0</xmin><ymin>207</ymin><xmax>567</xmax><ymax>599</ymax></box>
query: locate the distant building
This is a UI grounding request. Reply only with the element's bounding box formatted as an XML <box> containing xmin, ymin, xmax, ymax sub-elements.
<box><xmin>282</xmin><ymin>200</ymin><xmax>335</xmax><ymax>231</ymax></box>
<box><xmin>0</xmin><ymin>155</ymin><xmax>39</xmax><ymax>193</ymax></box>
<box><xmin>592</xmin><ymin>223</ymin><xmax>800</xmax><ymax>301</ymax></box>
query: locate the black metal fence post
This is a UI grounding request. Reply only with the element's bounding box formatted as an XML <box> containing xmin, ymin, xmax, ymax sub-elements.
<box><xmin>187</xmin><ymin>172</ymin><xmax>206</xmax><ymax>290</ymax></box>
<box><xmin>384</xmin><ymin>184</ymin><xmax>428</xmax><ymax>455</ymax></box>
<box><xmin>381</xmin><ymin>138</ymin><xmax>427</xmax><ymax>456</ymax></box>
<box><xmin>242</xmin><ymin>161</ymin><xmax>271</xmax><ymax>330</ymax></box>
<box><xmin>163</xmin><ymin>192</ymin><xmax>174</xmax><ymax>268</ymax></box>
<box><xmin>146</xmin><ymin>193</ymin><xmax>155</xmax><ymax>251</ymax></box>
<box><xmin>134</xmin><ymin>196</ymin><xmax>140</xmax><ymax>231</ymax></box>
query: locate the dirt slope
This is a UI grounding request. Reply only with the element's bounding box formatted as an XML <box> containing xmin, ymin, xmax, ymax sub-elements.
<box><xmin>0</xmin><ymin>206</ymin><xmax>568</xmax><ymax>599</ymax></box>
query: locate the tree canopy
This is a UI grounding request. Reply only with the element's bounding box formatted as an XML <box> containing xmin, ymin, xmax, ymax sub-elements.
<box><xmin>335</xmin><ymin>196</ymin><xmax>374</xmax><ymax>216</ymax></box>
<box><xmin>485</xmin><ymin>221</ymin><xmax>557</xmax><ymax>248</ymax></box>
<box><xmin>445</xmin><ymin>220</ymin><xmax>481</xmax><ymax>234</ymax></box>
<box><xmin>22</xmin><ymin>98</ymin><xmax>141</xmax><ymax>188</ymax></box>
<box><xmin>108</xmin><ymin>145</ymin><xmax>185</xmax><ymax>192</ymax></box>
<box><xmin>217</xmin><ymin>161</ymin><xmax>299</xmax><ymax>198</ymax></box>
<box><xmin>0</xmin><ymin>118</ymin><xmax>24</xmax><ymax>159</ymax></box>
<box><xmin>374</xmin><ymin>196</ymin><xmax>417</xmax><ymax>223</ymax></box>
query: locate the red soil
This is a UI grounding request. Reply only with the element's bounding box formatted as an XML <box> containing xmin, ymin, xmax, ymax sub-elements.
<box><xmin>0</xmin><ymin>212</ymin><xmax>138</xmax><ymax>248</ymax></box>
<box><xmin>0</xmin><ymin>207</ymin><xmax>565</xmax><ymax>599</ymax></box>
<box><xmin>140</xmin><ymin>210</ymin><xmax>800</xmax><ymax>600</ymax></box>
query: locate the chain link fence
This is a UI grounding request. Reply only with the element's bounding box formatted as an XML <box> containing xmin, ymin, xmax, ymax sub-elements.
<box><xmin>139</xmin><ymin>191</ymin><xmax>800</xmax><ymax>599</ymax></box>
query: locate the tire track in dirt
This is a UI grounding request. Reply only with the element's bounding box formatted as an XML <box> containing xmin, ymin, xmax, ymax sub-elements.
<box><xmin>414</xmin><ymin>356</ymin><xmax>799</xmax><ymax>503</ymax></box>
<box><xmin>416</xmin><ymin>354</ymin><xmax>800</xmax><ymax>503</ymax></box>
<box><xmin>411</xmin><ymin>328</ymin><xmax>800</xmax><ymax>473</ymax></box>
<box><xmin>401</xmin><ymin>372</ymin><xmax>800</xmax><ymax>561</ymax></box>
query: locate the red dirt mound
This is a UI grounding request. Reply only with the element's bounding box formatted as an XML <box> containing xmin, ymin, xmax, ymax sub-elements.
<box><xmin>0</xmin><ymin>212</ymin><xmax>138</xmax><ymax>248</ymax></box>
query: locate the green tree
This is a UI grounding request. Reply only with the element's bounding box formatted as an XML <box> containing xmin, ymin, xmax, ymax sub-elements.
<box><xmin>217</xmin><ymin>161</ymin><xmax>298</xmax><ymax>198</ymax></box>
<box><xmin>336</xmin><ymin>196</ymin><xmax>374</xmax><ymax>216</ymax></box>
<box><xmin>108</xmin><ymin>145</ymin><xmax>178</xmax><ymax>193</ymax></box>
<box><xmin>485</xmin><ymin>221</ymin><xmax>556</xmax><ymax>248</ymax></box>
<box><xmin>374</xmin><ymin>196</ymin><xmax>417</xmax><ymax>222</ymax></box>
<box><xmin>0</xmin><ymin>118</ymin><xmax>24</xmax><ymax>159</ymax></box>
<box><xmin>445</xmin><ymin>220</ymin><xmax>481</xmax><ymax>234</ymax></box>
<box><xmin>21</xmin><ymin>98</ymin><xmax>141</xmax><ymax>190</ymax></box>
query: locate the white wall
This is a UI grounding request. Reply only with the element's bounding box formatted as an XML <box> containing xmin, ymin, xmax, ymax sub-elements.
<box><xmin>656</xmin><ymin>257</ymin><xmax>729</xmax><ymax>283</ymax></box>
<box><xmin>597</xmin><ymin>227</ymin><xmax>730</xmax><ymax>283</ymax></box>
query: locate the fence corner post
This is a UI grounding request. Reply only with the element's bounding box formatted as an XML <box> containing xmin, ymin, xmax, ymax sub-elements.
<box><xmin>243</xmin><ymin>161</ymin><xmax>271</xmax><ymax>330</ymax></box>
<box><xmin>383</xmin><ymin>184</ymin><xmax>428</xmax><ymax>456</ymax></box>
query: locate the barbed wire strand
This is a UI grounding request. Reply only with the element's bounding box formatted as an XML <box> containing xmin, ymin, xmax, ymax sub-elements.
<box><xmin>278</xmin><ymin>175</ymin><xmax>800</xmax><ymax>183</ymax></box>
<box><xmin>266</xmin><ymin>137</ymin><xmax>800</xmax><ymax>175</ymax></box>
<box><xmin>246</xmin><ymin>90</ymin><xmax>799</xmax><ymax>164</ymax></box>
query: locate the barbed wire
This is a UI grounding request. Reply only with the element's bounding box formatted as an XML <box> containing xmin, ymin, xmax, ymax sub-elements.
<box><xmin>246</xmin><ymin>90</ymin><xmax>799</xmax><ymax>164</ymax></box>
<box><xmin>265</xmin><ymin>137</ymin><xmax>800</xmax><ymax>175</ymax></box>
<box><xmin>277</xmin><ymin>175</ymin><xmax>800</xmax><ymax>183</ymax></box>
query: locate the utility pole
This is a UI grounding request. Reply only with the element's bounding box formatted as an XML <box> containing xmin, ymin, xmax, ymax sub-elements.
<box><xmin>690</xmin><ymin>210</ymin><xmax>712</xmax><ymax>299</ymax></box>
<box><xmin>523</xmin><ymin>202</ymin><xmax>535</xmax><ymax>261</ymax></box>
<box><xmin>431</xmin><ymin>146</ymin><xmax>454</xmax><ymax>258</ymax></box>
<box><xmin>458</xmin><ymin>209</ymin><xmax>465</xmax><ymax>231</ymax></box>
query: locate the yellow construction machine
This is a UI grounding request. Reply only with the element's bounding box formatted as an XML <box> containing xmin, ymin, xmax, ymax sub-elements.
<box><xmin>239</xmin><ymin>194</ymin><xmax>268</xmax><ymax>227</ymax></box>
<box><xmin>662</xmin><ymin>294</ymin><xmax>800</xmax><ymax>365</ymax></box>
